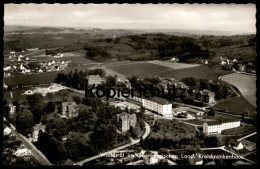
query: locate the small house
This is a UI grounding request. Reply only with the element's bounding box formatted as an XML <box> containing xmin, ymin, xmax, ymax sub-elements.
<box><xmin>9</xmin><ymin>103</ymin><xmax>16</xmax><ymax>114</ymax></box>
<box><xmin>13</xmin><ymin>147</ymin><xmax>32</xmax><ymax>157</ymax></box>
<box><xmin>221</xmin><ymin>60</ymin><xmax>227</xmax><ymax>65</ymax></box>
<box><xmin>4</xmin><ymin>127</ymin><xmax>12</xmax><ymax>136</ymax></box>
<box><xmin>233</xmin><ymin>142</ymin><xmax>244</xmax><ymax>150</ymax></box>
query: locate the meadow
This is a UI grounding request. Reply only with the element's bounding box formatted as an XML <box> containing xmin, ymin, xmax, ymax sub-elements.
<box><xmin>214</xmin><ymin>96</ymin><xmax>256</xmax><ymax>118</ymax></box>
<box><xmin>221</xmin><ymin>73</ymin><xmax>256</xmax><ymax>107</ymax></box>
<box><xmin>107</xmin><ymin>62</ymin><xmax>172</xmax><ymax>78</ymax></box>
<box><xmin>108</xmin><ymin>62</ymin><xmax>233</xmax><ymax>80</ymax></box>
<box><xmin>147</xmin><ymin>60</ymin><xmax>200</xmax><ymax>70</ymax></box>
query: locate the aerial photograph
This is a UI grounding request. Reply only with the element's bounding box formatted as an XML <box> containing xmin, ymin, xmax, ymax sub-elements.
<box><xmin>3</xmin><ymin>3</ymin><xmax>257</xmax><ymax>166</ymax></box>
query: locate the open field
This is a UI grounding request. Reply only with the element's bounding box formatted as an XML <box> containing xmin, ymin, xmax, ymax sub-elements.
<box><xmin>107</xmin><ymin>62</ymin><xmax>172</xmax><ymax>77</ymax></box>
<box><xmin>108</xmin><ymin>62</ymin><xmax>233</xmax><ymax>80</ymax></box>
<box><xmin>147</xmin><ymin>60</ymin><xmax>200</xmax><ymax>70</ymax></box>
<box><xmin>221</xmin><ymin>124</ymin><xmax>255</xmax><ymax>135</ymax></box>
<box><xmin>61</xmin><ymin>50</ymin><xmax>98</xmax><ymax>64</ymax></box>
<box><xmin>4</xmin><ymin>64</ymin><xmax>96</xmax><ymax>87</ymax></box>
<box><xmin>214</xmin><ymin>97</ymin><xmax>256</xmax><ymax>118</ymax></box>
<box><xmin>148</xmin><ymin>65</ymin><xmax>234</xmax><ymax>80</ymax></box>
<box><xmin>221</xmin><ymin>73</ymin><xmax>256</xmax><ymax>107</ymax></box>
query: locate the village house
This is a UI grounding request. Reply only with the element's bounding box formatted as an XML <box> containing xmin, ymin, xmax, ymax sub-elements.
<box><xmin>86</xmin><ymin>75</ymin><xmax>102</xmax><ymax>86</ymax></box>
<box><xmin>13</xmin><ymin>145</ymin><xmax>32</xmax><ymax>157</ymax></box>
<box><xmin>32</xmin><ymin>123</ymin><xmax>46</xmax><ymax>142</ymax></box>
<box><xmin>62</xmin><ymin>101</ymin><xmax>78</xmax><ymax>118</ymax></box>
<box><xmin>9</xmin><ymin>103</ymin><xmax>16</xmax><ymax>115</ymax></box>
<box><xmin>4</xmin><ymin>126</ymin><xmax>12</xmax><ymax>136</ymax></box>
<box><xmin>221</xmin><ymin>60</ymin><xmax>227</xmax><ymax>65</ymax></box>
<box><xmin>116</xmin><ymin>112</ymin><xmax>137</xmax><ymax>132</ymax></box>
<box><xmin>233</xmin><ymin>142</ymin><xmax>244</xmax><ymax>150</ymax></box>
<box><xmin>203</xmin><ymin>118</ymin><xmax>241</xmax><ymax>135</ymax></box>
<box><xmin>4</xmin><ymin>66</ymin><xmax>11</xmax><ymax>71</ymax></box>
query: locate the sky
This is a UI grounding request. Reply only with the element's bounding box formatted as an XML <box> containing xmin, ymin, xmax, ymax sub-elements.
<box><xmin>4</xmin><ymin>4</ymin><xmax>256</xmax><ymax>33</ymax></box>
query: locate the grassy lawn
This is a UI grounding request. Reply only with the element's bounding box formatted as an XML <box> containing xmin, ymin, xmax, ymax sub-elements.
<box><xmin>221</xmin><ymin>124</ymin><xmax>256</xmax><ymax>135</ymax></box>
<box><xmin>147</xmin><ymin>60</ymin><xmax>200</xmax><ymax>70</ymax></box>
<box><xmin>221</xmin><ymin>73</ymin><xmax>256</xmax><ymax>107</ymax></box>
<box><xmin>62</xmin><ymin>50</ymin><xmax>98</xmax><ymax>64</ymax></box>
<box><xmin>151</xmin><ymin>65</ymin><xmax>234</xmax><ymax>80</ymax></box>
<box><xmin>214</xmin><ymin>96</ymin><xmax>256</xmax><ymax>118</ymax></box>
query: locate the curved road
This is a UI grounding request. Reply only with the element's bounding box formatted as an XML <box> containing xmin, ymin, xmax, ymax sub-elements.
<box><xmin>75</xmin><ymin>122</ymin><xmax>150</xmax><ymax>166</ymax></box>
<box><xmin>8</xmin><ymin>123</ymin><xmax>52</xmax><ymax>165</ymax></box>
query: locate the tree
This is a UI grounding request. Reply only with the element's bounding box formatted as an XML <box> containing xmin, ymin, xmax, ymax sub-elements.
<box><xmin>44</xmin><ymin>101</ymin><xmax>56</xmax><ymax>114</ymax></box>
<box><xmin>200</xmin><ymin>80</ymin><xmax>210</xmax><ymax>90</ymax></box>
<box><xmin>73</xmin><ymin>96</ymin><xmax>81</xmax><ymax>104</ymax></box>
<box><xmin>17</xmin><ymin>83</ymin><xmax>23</xmax><ymax>89</ymax></box>
<box><xmin>26</xmin><ymin>94</ymin><xmax>42</xmax><ymax>108</ymax></box>
<box><xmin>15</xmin><ymin>109</ymin><xmax>34</xmax><ymax>135</ymax></box>
<box><xmin>7</xmin><ymin>85</ymin><xmax>12</xmax><ymax>90</ymax></box>
<box><xmin>208</xmin><ymin>108</ymin><xmax>215</xmax><ymax>116</ymax></box>
<box><xmin>105</xmin><ymin>76</ymin><xmax>117</xmax><ymax>88</ymax></box>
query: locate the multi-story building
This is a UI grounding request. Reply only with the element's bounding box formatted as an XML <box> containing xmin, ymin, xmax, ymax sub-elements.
<box><xmin>32</xmin><ymin>123</ymin><xmax>46</xmax><ymax>142</ymax></box>
<box><xmin>62</xmin><ymin>101</ymin><xmax>78</xmax><ymax>118</ymax></box>
<box><xmin>116</xmin><ymin>112</ymin><xmax>137</xmax><ymax>132</ymax></box>
<box><xmin>203</xmin><ymin>119</ymin><xmax>240</xmax><ymax>135</ymax></box>
<box><xmin>86</xmin><ymin>75</ymin><xmax>102</xmax><ymax>86</ymax></box>
<box><xmin>130</xmin><ymin>96</ymin><xmax>172</xmax><ymax>116</ymax></box>
<box><xmin>194</xmin><ymin>89</ymin><xmax>215</xmax><ymax>104</ymax></box>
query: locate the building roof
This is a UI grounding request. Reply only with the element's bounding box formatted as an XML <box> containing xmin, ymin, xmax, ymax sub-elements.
<box><xmin>86</xmin><ymin>75</ymin><xmax>101</xmax><ymax>80</ymax></box>
<box><xmin>145</xmin><ymin>96</ymin><xmax>171</xmax><ymax>105</ymax></box>
<box><xmin>173</xmin><ymin>107</ymin><xmax>188</xmax><ymax>112</ymax></box>
<box><xmin>64</xmin><ymin>159</ymin><xmax>74</xmax><ymax>165</ymax></box>
<box><xmin>206</xmin><ymin>118</ymin><xmax>240</xmax><ymax>126</ymax></box>
<box><xmin>62</xmin><ymin>101</ymin><xmax>76</xmax><ymax>106</ymax></box>
<box><xmin>33</xmin><ymin>123</ymin><xmax>46</xmax><ymax>132</ymax></box>
<box><xmin>117</xmin><ymin>112</ymin><xmax>136</xmax><ymax>121</ymax></box>
<box><xmin>206</xmin><ymin>121</ymin><xmax>222</xmax><ymax>126</ymax></box>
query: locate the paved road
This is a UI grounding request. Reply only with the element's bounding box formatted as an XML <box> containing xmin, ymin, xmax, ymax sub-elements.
<box><xmin>237</xmin><ymin>132</ymin><xmax>256</xmax><ymax>142</ymax></box>
<box><xmin>75</xmin><ymin>122</ymin><xmax>150</xmax><ymax>166</ymax></box>
<box><xmin>9</xmin><ymin>124</ymin><xmax>52</xmax><ymax>165</ymax></box>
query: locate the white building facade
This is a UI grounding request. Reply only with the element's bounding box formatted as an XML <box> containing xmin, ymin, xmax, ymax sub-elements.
<box><xmin>203</xmin><ymin>119</ymin><xmax>240</xmax><ymax>135</ymax></box>
<box><xmin>130</xmin><ymin>96</ymin><xmax>172</xmax><ymax>116</ymax></box>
